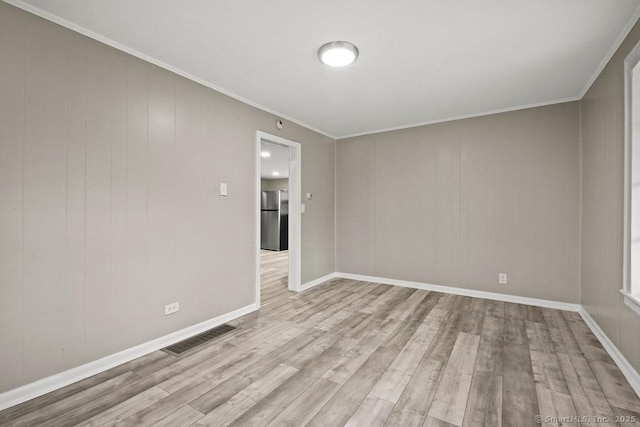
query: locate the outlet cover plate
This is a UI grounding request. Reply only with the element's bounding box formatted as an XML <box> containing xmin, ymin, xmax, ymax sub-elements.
<box><xmin>165</xmin><ymin>302</ymin><xmax>180</xmax><ymax>316</ymax></box>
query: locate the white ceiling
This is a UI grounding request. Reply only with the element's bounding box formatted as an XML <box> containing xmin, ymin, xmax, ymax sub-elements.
<box><xmin>11</xmin><ymin>0</ymin><xmax>640</xmax><ymax>138</ymax></box>
<box><xmin>261</xmin><ymin>141</ymin><xmax>290</xmax><ymax>179</ymax></box>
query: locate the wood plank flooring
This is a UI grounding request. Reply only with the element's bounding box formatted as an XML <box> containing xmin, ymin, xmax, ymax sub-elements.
<box><xmin>1</xmin><ymin>279</ymin><xmax>639</xmax><ymax>426</ymax></box>
<box><xmin>260</xmin><ymin>249</ymin><xmax>291</xmax><ymax>306</ymax></box>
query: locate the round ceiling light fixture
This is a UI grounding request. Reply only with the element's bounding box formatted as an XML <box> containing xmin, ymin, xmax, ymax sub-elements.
<box><xmin>318</xmin><ymin>41</ymin><xmax>359</xmax><ymax>67</ymax></box>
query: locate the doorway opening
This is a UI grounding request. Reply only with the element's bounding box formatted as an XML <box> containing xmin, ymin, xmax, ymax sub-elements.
<box><xmin>255</xmin><ymin>131</ymin><xmax>301</xmax><ymax>308</ymax></box>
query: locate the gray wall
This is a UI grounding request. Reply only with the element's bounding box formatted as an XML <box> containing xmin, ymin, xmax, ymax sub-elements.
<box><xmin>337</xmin><ymin>102</ymin><xmax>581</xmax><ymax>303</ymax></box>
<box><xmin>261</xmin><ymin>179</ymin><xmax>289</xmax><ymax>191</ymax></box>
<box><xmin>0</xmin><ymin>3</ymin><xmax>335</xmax><ymax>393</ymax></box>
<box><xmin>581</xmin><ymin>19</ymin><xmax>640</xmax><ymax>372</ymax></box>
<box><xmin>3</xmin><ymin>0</ymin><xmax>640</xmax><ymax>397</ymax></box>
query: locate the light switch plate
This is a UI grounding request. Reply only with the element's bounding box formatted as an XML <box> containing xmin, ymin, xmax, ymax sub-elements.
<box><xmin>301</xmin><ymin>203</ymin><xmax>306</xmax><ymax>213</ymax></box>
<box><xmin>219</xmin><ymin>182</ymin><xmax>228</xmax><ymax>196</ymax></box>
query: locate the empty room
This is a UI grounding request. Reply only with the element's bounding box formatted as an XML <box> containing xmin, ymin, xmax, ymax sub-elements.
<box><xmin>1</xmin><ymin>0</ymin><xmax>640</xmax><ymax>426</ymax></box>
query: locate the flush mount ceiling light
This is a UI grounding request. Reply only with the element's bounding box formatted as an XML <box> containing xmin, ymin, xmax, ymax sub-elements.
<box><xmin>318</xmin><ymin>41</ymin><xmax>359</xmax><ymax>67</ymax></box>
<box><xmin>272</xmin><ymin>171</ymin><xmax>280</xmax><ymax>176</ymax></box>
<box><xmin>261</xmin><ymin>151</ymin><xmax>271</xmax><ymax>158</ymax></box>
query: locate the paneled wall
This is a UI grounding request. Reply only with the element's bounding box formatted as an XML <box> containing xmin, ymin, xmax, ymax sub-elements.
<box><xmin>0</xmin><ymin>3</ymin><xmax>335</xmax><ymax>393</ymax></box>
<box><xmin>581</xmin><ymin>19</ymin><xmax>640</xmax><ymax>372</ymax></box>
<box><xmin>337</xmin><ymin>103</ymin><xmax>581</xmax><ymax>303</ymax></box>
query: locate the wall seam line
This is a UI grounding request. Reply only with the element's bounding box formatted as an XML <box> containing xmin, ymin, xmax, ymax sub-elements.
<box><xmin>578</xmin><ymin>100</ymin><xmax>584</xmax><ymax>306</ymax></box>
<box><xmin>20</xmin><ymin>7</ymin><xmax>26</xmax><ymax>387</ymax></box>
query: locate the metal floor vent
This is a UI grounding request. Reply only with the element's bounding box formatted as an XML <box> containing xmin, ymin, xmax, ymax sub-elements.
<box><xmin>163</xmin><ymin>324</ymin><xmax>236</xmax><ymax>355</ymax></box>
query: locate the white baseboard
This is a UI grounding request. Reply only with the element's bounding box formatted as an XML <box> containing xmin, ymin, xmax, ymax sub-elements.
<box><xmin>300</xmin><ymin>272</ymin><xmax>338</xmax><ymax>291</ymax></box>
<box><xmin>579</xmin><ymin>307</ymin><xmax>640</xmax><ymax>397</ymax></box>
<box><xmin>337</xmin><ymin>272</ymin><xmax>640</xmax><ymax>397</ymax></box>
<box><xmin>3</xmin><ymin>273</ymin><xmax>638</xmax><ymax>411</ymax></box>
<box><xmin>335</xmin><ymin>272</ymin><xmax>582</xmax><ymax>312</ymax></box>
<box><xmin>0</xmin><ymin>303</ymin><xmax>257</xmax><ymax>411</ymax></box>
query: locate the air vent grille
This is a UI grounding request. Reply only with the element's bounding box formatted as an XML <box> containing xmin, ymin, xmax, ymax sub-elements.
<box><xmin>163</xmin><ymin>324</ymin><xmax>236</xmax><ymax>355</ymax></box>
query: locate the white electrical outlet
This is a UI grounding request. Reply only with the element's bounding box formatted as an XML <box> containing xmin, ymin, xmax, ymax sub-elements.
<box><xmin>164</xmin><ymin>302</ymin><xmax>180</xmax><ymax>316</ymax></box>
<box><xmin>499</xmin><ymin>273</ymin><xmax>508</xmax><ymax>285</ymax></box>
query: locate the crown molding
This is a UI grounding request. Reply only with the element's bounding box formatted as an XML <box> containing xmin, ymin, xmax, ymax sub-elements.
<box><xmin>578</xmin><ymin>3</ymin><xmax>640</xmax><ymax>98</ymax></box>
<box><xmin>336</xmin><ymin>96</ymin><xmax>581</xmax><ymax>140</ymax></box>
<box><xmin>1</xmin><ymin>0</ymin><xmax>337</xmax><ymax>140</ymax></box>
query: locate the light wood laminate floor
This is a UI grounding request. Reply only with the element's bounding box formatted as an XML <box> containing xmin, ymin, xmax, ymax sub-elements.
<box><xmin>1</xmin><ymin>279</ymin><xmax>639</xmax><ymax>426</ymax></box>
<box><xmin>260</xmin><ymin>249</ymin><xmax>291</xmax><ymax>306</ymax></box>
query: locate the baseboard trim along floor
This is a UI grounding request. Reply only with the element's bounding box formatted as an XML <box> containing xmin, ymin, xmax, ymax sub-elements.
<box><xmin>579</xmin><ymin>307</ymin><xmax>640</xmax><ymax>397</ymax></box>
<box><xmin>2</xmin><ymin>272</ymin><xmax>639</xmax><ymax>411</ymax></box>
<box><xmin>300</xmin><ymin>272</ymin><xmax>339</xmax><ymax>291</ymax></box>
<box><xmin>0</xmin><ymin>303</ymin><xmax>257</xmax><ymax>411</ymax></box>
<box><xmin>335</xmin><ymin>271</ymin><xmax>640</xmax><ymax>398</ymax></box>
<box><xmin>335</xmin><ymin>272</ymin><xmax>582</xmax><ymax>312</ymax></box>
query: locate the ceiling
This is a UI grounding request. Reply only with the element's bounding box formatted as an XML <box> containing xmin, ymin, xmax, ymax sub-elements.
<box><xmin>11</xmin><ymin>0</ymin><xmax>640</xmax><ymax>138</ymax></box>
<box><xmin>261</xmin><ymin>141</ymin><xmax>290</xmax><ymax>179</ymax></box>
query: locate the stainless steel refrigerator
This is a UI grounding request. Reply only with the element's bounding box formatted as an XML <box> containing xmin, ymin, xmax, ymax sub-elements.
<box><xmin>261</xmin><ymin>190</ymin><xmax>288</xmax><ymax>251</ymax></box>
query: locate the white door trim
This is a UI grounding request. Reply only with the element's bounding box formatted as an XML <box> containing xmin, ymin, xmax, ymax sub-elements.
<box><xmin>256</xmin><ymin>131</ymin><xmax>302</xmax><ymax>308</ymax></box>
<box><xmin>622</xmin><ymin>41</ymin><xmax>640</xmax><ymax>314</ymax></box>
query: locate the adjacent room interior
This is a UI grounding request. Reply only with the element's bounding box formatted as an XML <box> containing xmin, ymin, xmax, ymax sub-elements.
<box><xmin>1</xmin><ymin>0</ymin><xmax>640</xmax><ymax>426</ymax></box>
<box><xmin>260</xmin><ymin>140</ymin><xmax>292</xmax><ymax>306</ymax></box>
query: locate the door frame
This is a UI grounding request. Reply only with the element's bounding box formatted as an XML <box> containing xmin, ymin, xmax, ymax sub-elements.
<box><xmin>255</xmin><ymin>131</ymin><xmax>302</xmax><ymax>308</ymax></box>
